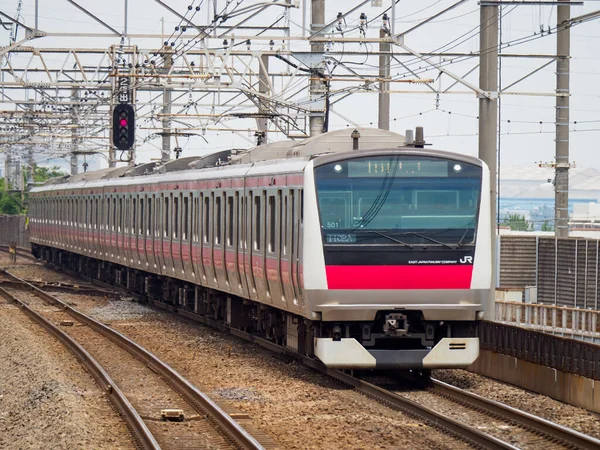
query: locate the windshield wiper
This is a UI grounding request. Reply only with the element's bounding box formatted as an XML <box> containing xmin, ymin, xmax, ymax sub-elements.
<box><xmin>361</xmin><ymin>230</ymin><xmax>414</xmax><ymax>248</ymax></box>
<box><xmin>400</xmin><ymin>231</ymin><xmax>455</xmax><ymax>249</ymax></box>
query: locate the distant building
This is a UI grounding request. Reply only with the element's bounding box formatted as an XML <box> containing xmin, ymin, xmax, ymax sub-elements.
<box><xmin>499</xmin><ymin>165</ymin><xmax>600</xmax><ymax>231</ymax></box>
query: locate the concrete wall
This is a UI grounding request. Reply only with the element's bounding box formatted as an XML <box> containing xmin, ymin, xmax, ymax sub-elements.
<box><xmin>0</xmin><ymin>215</ymin><xmax>29</xmax><ymax>247</ymax></box>
<box><xmin>470</xmin><ymin>350</ymin><xmax>600</xmax><ymax>413</ymax></box>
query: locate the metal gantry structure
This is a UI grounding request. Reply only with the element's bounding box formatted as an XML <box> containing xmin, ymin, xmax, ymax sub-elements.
<box><xmin>0</xmin><ymin>0</ymin><xmax>598</xmax><ymax>239</ymax></box>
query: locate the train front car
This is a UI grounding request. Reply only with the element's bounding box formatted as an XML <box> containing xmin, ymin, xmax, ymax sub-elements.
<box><xmin>303</xmin><ymin>148</ymin><xmax>492</xmax><ymax>370</ymax></box>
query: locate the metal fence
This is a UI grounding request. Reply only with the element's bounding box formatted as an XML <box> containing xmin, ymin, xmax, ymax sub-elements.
<box><xmin>499</xmin><ymin>235</ymin><xmax>600</xmax><ymax>309</ymax></box>
<box><xmin>0</xmin><ymin>215</ymin><xmax>29</xmax><ymax>247</ymax></box>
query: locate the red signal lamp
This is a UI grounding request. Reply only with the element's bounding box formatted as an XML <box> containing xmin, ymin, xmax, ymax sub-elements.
<box><xmin>120</xmin><ymin>118</ymin><xmax>128</xmax><ymax>127</ymax></box>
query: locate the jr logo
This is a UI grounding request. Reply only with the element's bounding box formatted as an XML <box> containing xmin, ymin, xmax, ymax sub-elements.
<box><xmin>459</xmin><ymin>256</ymin><xmax>473</xmax><ymax>264</ymax></box>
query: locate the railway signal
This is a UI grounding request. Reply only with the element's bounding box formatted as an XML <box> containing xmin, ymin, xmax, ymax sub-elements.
<box><xmin>112</xmin><ymin>104</ymin><xmax>135</xmax><ymax>150</ymax></box>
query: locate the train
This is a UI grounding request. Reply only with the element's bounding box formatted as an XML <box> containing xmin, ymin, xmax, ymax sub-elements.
<box><xmin>28</xmin><ymin>128</ymin><xmax>493</xmax><ymax>371</ymax></box>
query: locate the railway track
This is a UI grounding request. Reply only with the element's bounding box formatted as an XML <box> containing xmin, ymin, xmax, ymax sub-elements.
<box><xmin>8</xmin><ymin>251</ymin><xmax>600</xmax><ymax>449</ymax></box>
<box><xmin>173</xmin><ymin>305</ymin><xmax>600</xmax><ymax>450</ymax></box>
<box><xmin>0</xmin><ymin>269</ymin><xmax>264</xmax><ymax>450</ymax></box>
<box><xmin>423</xmin><ymin>378</ymin><xmax>600</xmax><ymax>449</ymax></box>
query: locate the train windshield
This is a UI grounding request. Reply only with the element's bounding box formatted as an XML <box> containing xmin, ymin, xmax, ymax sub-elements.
<box><xmin>314</xmin><ymin>155</ymin><xmax>482</xmax><ymax>246</ymax></box>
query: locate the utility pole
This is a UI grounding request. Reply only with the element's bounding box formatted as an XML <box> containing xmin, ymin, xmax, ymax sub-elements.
<box><xmin>479</xmin><ymin>3</ymin><xmax>498</xmax><ymax>319</ymax></box>
<box><xmin>378</xmin><ymin>17</ymin><xmax>391</xmax><ymax>131</ymax></box>
<box><xmin>555</xmin><ymin>0</ymin><xmax>570</xmax><ymax>238</ymax></box>
<box><xmin>70</xmin><ymin>87</ymin><xmax>79</xmax><ymax>175</ymax></box>
<box><xmin>4</xmin><ymin>149</ymin><xmax>11</xmax><ymax>190</ymax></box>
<box><xmin>309</xmin><ymin>0</ymin><xmax>325</xmax><ymax>136</ymax></box>
<box><xmin>161</xmin><ymin>45</ymin><xmax>173</xmax><ymax>163</ymax></box>
<box><xmin>257</xmin><ymin>53</ymin><xmax>269</xmax><ymax>145</ymax></box>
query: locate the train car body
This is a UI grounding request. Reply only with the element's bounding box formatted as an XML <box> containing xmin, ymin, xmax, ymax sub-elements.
<box><xmin>29</xmin><ymin>128</ymin><xmax>493</xmax><ymax>370</ymax></box>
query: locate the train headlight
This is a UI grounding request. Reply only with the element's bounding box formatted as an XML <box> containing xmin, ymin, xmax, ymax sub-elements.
<box><xmin>333</xmin><ymin>164</ymin><xmax>343</xmax><ymax>173</ymax></box>
<box><xmin>453</xmin><ymin>164</ymin><xmax>462</xmax><ymax>173</ymax></box>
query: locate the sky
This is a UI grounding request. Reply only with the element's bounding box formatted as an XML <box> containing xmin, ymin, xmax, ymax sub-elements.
<box><xmin>0</xmin><ymin>0</ymin><xmax>599</xmax><ymax>174</ymax></box>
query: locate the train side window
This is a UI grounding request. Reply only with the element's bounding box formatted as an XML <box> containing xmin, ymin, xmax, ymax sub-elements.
<box><xmin>132</xmin><ymin>198</ymin><xmax>137</xmax><ymax>235</ymax></box>
<box><xmin>254</xmin><ymin>194</ymin><xmax>261</xmax><ymax>251</ymax></box>
<box><xmin>283</xmin><ymin>194</ymin><xmax>288</xmax><ymax>256</ymax></box>
<box><xmin>183</xmin><ymin>195</ymin><xmax>189</xmax><ymax>241</ymax></box>
<box><xmin>155</xmin><ymin>195</ymin><xmax>160</xmax><ymax>239</ymax></box>
<box><xmin>215</xmin><ymin>194</ymin><xmax>222</xmax><ymax>245</ymax></box>
<box><xmin>193</xmin><ymin>197</ymin><xmax>199</xmax><ymax>242</ymax></box>
<box><xmin>268</xmin><ymin>195</ymin><xmax>275</xmax><ymax>253</ymax></box>
<box><xmin>227</xmin><ymin>195</ymin><xmax>234</xmax><ymax>246</ymax></box>
<box><xmin>291</xmin><ymin>190</ymin><xmax>296</xmax><ymax>254</ymax></box>
<box><xmin>147</xmin><ymin>197</ymin><xmax>152</xmax><ymax>236</ymax></box>
<box><xmin>139</xmin><ymin>198</ymin><xmax>144</xmax><ymax>235</ymax></box>
<box><xmin>173</xmin><ymin>194</ymin><xmax>179</xmax><ymax>239</ymax></box>
<box><xmin>203</xmin><ymin>196</ymin><xmax>210</xmax><ymax>244</ymax></box>
<box><xmin>300</xmin><ymin>189</ymin><xmax>304</xmax><ymax>224</ymax></box>
<box><xmin>164</xmin><ymin>196</ymin><xmax>170</xmax><ymax>238</ymax></box>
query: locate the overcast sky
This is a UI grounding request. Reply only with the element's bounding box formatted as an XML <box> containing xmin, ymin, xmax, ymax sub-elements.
<box><xmin>0</xmin><ymin>0</ymin><xmax>599</xmax><ymax>173</ymax></box>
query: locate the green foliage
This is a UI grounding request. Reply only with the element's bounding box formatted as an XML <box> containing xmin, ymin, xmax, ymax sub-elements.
<box><xmin>33</xmin><ymin>166</ymin><xmax>66</xmax><ymax>183</ymax></box>
<box><xmin>541</xmin><ymin>220</ymin><xmax>554</xmax><ymax>232</ymax></box>
<box><xmin>503</xmin><ymin>213</ymin><xmax>532</xmax><ymax>231</ymax></box>
<box><xmin>0</xmin><ymin>165</ymin><xmax>66</xmax><ymax>215</ymax></box>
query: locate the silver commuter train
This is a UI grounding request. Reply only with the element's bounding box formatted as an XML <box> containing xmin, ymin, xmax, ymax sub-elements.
<box><xmin>28</xmin><ymin>128</ymin><xmax>493</xmax><ymax>370</ymax></box>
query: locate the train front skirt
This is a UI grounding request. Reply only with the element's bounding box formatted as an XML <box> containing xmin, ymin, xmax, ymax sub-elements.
<box><xmin>314</xmin><ymin>337</ymin><xmax>479</xmax><ymax>370</ymax></box>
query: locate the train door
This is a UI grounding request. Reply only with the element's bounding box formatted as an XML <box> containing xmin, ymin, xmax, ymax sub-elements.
<box><xmin>213</xmin><ymin>192</ymin><xmax>227</xmax><ymax>289</ymax></box>
<box><xmin>266</xmin><ymin>191</ymin><xmax>283</xmax><ymax>304</ymax></box>
<box><xmin>190</xmin><ymin>194</ymin><xmax>203</xmax><ymax>282</ymax></box>
<box><xmin>225</xmin><ymin>192</ymin><xmax>242</xmax><ymax>296</ymax></box>
<box><xmin>146</xmin><ymin>194</ymin><xmax>155</xmax><ymax>271</ymax></box>
<box><xmin>244</xmin><ymin>190</ymin><xmax>257</xmax><ymax>300</ymax></box>
<box><xmin>157</xmin><ymin>193</ymin><xmax>166</xmax><ymax>275</ymax></box>
<box><xmin>171</xmin><ymin>192</ymin><xmax>182</xmax><ymax>277</ymax></box>
<box><xmin>280</xmin><ymin>191</ymin><xmax>295</xmax><ymax>308</ymax></box>
<box><xmin>182</xmin><ymin>192</ymin><xmax>194</xmax><ymax>281</ymax></box>
<box><xmin>137</xmin><ymin>195</ymin><xmax>145</xmax><ymax>268</ymax></box>
<box><xmin>201</xmin><ymin>193</ymin><xmax>215</xmax><ymax>287</ymax></box>
<box><xmin>162</xmin><ymin>193</ymin><xmax>171</xmax><ymax>274</ymax></box>
<box><xmin>290</xmin><ymin>189</ymin><xmax>302</xmax><ymax>304</ymax></box>
<box><xmin>251</xmin><ymin>190</ymin><xmax>268</xmax><ymax>302</ymax></box>
<box><xmin>236</xmin><ymin>192</ymin><xmax>249</xmax><ymax>298</ymax></box>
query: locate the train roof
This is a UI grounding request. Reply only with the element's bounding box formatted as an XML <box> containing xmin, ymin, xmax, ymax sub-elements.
<box><xmin>34</xmin><ymin>128</ymin><xmax>408</xmax><ymax>191</ymax></box>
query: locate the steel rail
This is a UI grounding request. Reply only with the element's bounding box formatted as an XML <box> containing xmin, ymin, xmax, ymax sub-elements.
<box><xmin>170</xmin><ymin>308</ymin><xmax>517</xmax><ymax>450</ymax></box>
<box><xmin>0</xmin><ymin>284</ymin><xmax>160</xmax><ymax>450</ymax></box>
<box><xmin>430</xmin><ymin>379</ymin><xmax>600</xmax><ymax>450</ymax></box>
<box><xmin>34</xmin><ymin>259</ymin><xmax>600</xmax><ymax>449</ymax></box>
<box><xmin>1</xmin><ymin>269</ymin><xmax>264</xmax><ymax>450</ymax></box>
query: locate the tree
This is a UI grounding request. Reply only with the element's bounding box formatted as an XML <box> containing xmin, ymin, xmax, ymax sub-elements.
<box><xmin>0</xmin><ymin>166</ymin><xmax>67</xmax><ymax>215</ymax></box>
<box><xmin>33</xmin><ymin>166</ymin><xmax>66</xmax><ymax>183</ymax></box>
<box><xmin>541</xmin><ymin>220</ymin><xmax>554</xmax><ymax>232</ymax></box>
<box><xmin>503</xmin><ymin>213</ymin><xmax>532</xmax><ymax>231</ymax></box>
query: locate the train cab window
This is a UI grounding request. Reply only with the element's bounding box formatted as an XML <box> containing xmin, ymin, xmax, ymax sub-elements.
<box><xmin>253</xmin><ymin>194</ymin><xmax>261</xmax><ymax>251</ymax></box>
<box><xmin>203</xmin><ymin>196</ymin><xmax>210</xmax><ymax>244</ymax></box>
<box><xmin>268</xmin><ymin>195</ymin><xmax>275</xmax><ymax>253</ymax></box>
<box><xmin>215</xmin><ymin>194</ymin><xmax>221</xmax><ymax>245</ymax></box>
<box><xmin>164</xmin><ymin>196</ymin><xmax>169</xmax><ymax>238</ymax></box>
<box><xmin>183</xmin><ymin>196</ymin><xmax>189</xmax><ymax>241</ymax></box>
<box><xmin>227</xmin><ymin>196</ymin><xmax>234</xmax><ymax>247</ymax></box>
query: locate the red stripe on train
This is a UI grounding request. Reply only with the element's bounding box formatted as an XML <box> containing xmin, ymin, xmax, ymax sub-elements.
<box><xmin>325</xmin><ymin>265</ymin><xmax>473</xmax><ymax>290</ymax></box>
